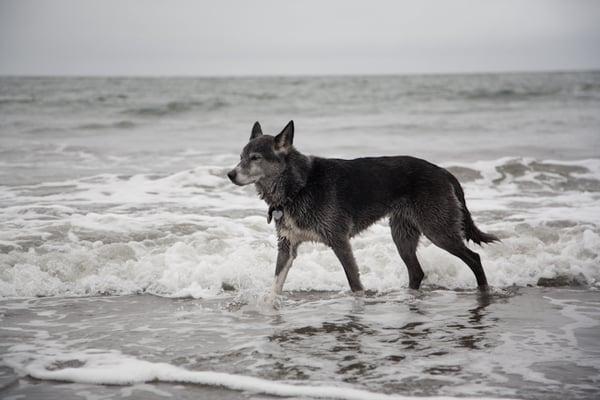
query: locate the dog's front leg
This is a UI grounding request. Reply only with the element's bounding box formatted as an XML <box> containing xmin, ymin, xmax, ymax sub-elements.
<box><xmin>268</xmin><ymin>237</ymin><xmax>298</xmax><ymax>303</ymax></box>
<box><xmin>331</xmin><ymin>240</ymin><xmax>364</xmax><ymax>293</ymax></box>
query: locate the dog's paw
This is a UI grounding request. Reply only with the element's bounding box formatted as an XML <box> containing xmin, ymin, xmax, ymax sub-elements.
<box><xmin>261</xmin><ymin>292</ymin><xmax>284</xmax><ymax>309</ymax></box>
<box><xmin>478</xmin><ymin>284</ymin><xmax>490</xmax><ymax>293</ymax></box>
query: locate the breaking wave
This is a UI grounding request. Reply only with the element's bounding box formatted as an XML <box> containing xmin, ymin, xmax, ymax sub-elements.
<box><xmin>0</xmin><ymin>157</ymin><xmax>599</xmax><ymax>299</ymax></box>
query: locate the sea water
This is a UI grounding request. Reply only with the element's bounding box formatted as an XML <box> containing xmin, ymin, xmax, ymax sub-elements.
<box><xmin>0</xmin><ymin>72</ymin><xmax>599</xmax><ymax>399</ymax></box>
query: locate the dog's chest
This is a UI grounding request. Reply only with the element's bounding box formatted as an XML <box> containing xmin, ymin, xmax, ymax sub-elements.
<box><xmin>276</xmin><ymin>211</ymin><xmax>322</xmax><ymax>243</ymax></box>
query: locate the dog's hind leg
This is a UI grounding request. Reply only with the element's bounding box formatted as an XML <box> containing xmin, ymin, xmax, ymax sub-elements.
<box><xmin>390</xmin><ymin>215</ymin><xmax>424</xmax><ymax>289</ymax></box>
<box><xmin>447</xmin><ymin>243</ymin><xmax>488</xmax><ymax>290</ymax></box>
<box><xmin>271</xmin><ymin>238</ymin><xmax>299</xmax><ymax>298</ymax></box>
<box><xmin>416</xmin><ymin>188</ymin><xmax>489</xmax><ymax>290</ymax></box>
<box><xmin>331</xmin><ymin>240</ymin><xmax>364</xmax><ymax>292</ymax></box>
<box><xmin>425</xmin><ymin>233</ymin><xmax>489</xmax><ymax>290</ymax></box>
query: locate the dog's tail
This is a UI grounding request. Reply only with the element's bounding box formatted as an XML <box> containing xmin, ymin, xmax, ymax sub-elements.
<box><xmin>447</xmin><ymin>171</ymin><xmax>500</xmax><ymax>245</ymax></box>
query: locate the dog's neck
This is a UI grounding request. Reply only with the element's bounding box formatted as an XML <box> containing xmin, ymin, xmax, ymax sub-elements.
<box><xmin>255</xmin><ymin>149</ymin><xmax>312</xmax><ymax>207</ymax></box>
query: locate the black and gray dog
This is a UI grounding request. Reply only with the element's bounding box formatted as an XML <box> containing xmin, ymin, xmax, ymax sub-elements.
<box><xmin>228</xmin><ymin>121</ymin><xmax>498</xmax><ymax>299</ymax></box>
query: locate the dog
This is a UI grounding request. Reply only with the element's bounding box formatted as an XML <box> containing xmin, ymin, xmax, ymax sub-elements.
<box><xmin>227</xmin><ymin>121</ymin><xmax>499</xmax><ymax>299</ymax></box>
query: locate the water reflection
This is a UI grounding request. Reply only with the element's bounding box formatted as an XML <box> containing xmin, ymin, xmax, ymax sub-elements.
<box><xmin>444</xmin><ymin>292</ymin><xmax>498</xmax><ymax>350</ymax></box>
<box><xmin>266</xmin><ymin>290</ymin><xmax>502</xmax><ymax>384</ymax></box>
<box><xmin>4</xmin><ymin>288</ymin><xmax>597</xmax><ymax>399</ymax></box>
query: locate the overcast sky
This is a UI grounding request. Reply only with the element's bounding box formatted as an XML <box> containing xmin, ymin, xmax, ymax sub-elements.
<box><xmin>1</xmin><ymin>0</ymin><xmax>599</xmax><ymax>76</ymax></box>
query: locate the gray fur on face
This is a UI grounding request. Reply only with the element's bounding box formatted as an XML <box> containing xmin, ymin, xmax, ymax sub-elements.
<box><xmin>228</xmin><ymin>121</ymin><xmax>500</xmax><ymax>301</ymax></box>
<box><xmin>228</xmin><ymin>121</ymin><xmax>299</xmax><ymax>190</ymax></box>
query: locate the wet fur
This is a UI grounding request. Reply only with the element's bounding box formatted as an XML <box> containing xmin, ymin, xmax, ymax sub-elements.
<box><xmin>228</xmin><ymin>121</ymin><xmax>499</xmax><ymax>297</ymax></box>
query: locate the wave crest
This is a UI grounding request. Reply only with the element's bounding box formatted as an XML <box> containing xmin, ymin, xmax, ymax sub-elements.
<box><xmin>1</xmin><ymin>158</ymin><xmax>599</xmax><ymax>299</ymax></box>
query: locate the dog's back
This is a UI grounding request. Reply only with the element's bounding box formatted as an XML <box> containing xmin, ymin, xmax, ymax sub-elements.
<box><xmin>306</xmin><ymin>156</ymin><xmax>441</xmax><ymax>233</ymax></box>
<box><xmin>285</xmin><ymin>155</ymin><xmax>464</xmax><ymax>239</ymax></box>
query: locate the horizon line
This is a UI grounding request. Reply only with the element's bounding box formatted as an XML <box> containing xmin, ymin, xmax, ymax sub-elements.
<box><xmin>1</xmin><ymin>67</ymin><xmax>599</xmax><ymax>79</ymax></box>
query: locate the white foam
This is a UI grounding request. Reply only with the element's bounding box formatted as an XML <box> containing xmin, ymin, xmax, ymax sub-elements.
<box><xmin>1</xmin><ymin>157</ymin><xmax>599</xmax><ymax>298</ymax></box>
<box><xmin>9</xmin><ymin>350</ymin><xmax>517</xmax><ymax>400</ymax></box>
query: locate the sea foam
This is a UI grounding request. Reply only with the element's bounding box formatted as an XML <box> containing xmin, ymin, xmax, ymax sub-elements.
<box><xmin>7</xmin><ymin>350</ymin><xmax>517</xmax><ymax>400</ymax></box>
<box><xmin>0</xmin><ymin>157</ymin><xmax>599</xmax><ymax>299</ymax></box>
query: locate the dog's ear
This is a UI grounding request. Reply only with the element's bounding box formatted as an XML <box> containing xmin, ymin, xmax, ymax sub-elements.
<box><xmin>250</xmin><ymin>121</ymin><xmax>263</xmax><ymax>140</ymax></box>
<box><xmin>274</xmin><ymin>120</ymin><xmax>294</xmax><ymax>151</ymax></box>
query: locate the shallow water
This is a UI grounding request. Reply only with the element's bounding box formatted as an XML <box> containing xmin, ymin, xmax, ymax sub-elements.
<box><xmin>1</xmin><ymin>71</ymin><xmax>600</xmax><ymax>398</ymax></box>
<box><xmin>1</xmin><ymin>288</ymin><xmax>599</xmax><ymax>399</ymax></box>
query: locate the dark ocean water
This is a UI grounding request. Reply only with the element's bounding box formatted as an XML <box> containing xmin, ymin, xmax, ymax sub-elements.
<box><xmin>1</xmin><ymin>72</ymin><xmax>599</xmax><ymax>185</ymax></box>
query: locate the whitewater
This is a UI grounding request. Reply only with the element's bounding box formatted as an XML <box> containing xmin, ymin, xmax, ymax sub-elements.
<box><xmin>1</xmin><ymin>72</ymin><xmax>599</xmax><ymax>399</ymax></box>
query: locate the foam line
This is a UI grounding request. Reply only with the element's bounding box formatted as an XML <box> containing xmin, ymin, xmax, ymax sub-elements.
<box><xmin>2</xmin><ymin>157</ymin><xmax>599</xmax><ymax>298</ymax></box>
<box><xmin>20</xmin><ymin>353</ymin><xmax>518</xmax><ymax>400</ymax></box>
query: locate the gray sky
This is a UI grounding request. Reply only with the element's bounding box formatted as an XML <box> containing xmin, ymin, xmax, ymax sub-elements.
<box><xmin>1</xmin><ymin>0</ymin><xmax>599</xmax><ymax>76</ymax></box>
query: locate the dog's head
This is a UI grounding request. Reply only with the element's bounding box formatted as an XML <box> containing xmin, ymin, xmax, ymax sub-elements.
<box><xmin>227</xmin><ymin>120</ymin><xmax>295</xmax><ymax>186</ymax></box>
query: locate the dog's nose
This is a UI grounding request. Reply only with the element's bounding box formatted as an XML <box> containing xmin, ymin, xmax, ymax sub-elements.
<box><xmin>227</xmin><ymin>170</ymin><xmax>236</xmax><ymax>182</ymax></box>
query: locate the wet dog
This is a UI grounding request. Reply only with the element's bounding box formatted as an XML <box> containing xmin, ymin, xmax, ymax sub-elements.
<box><xmin>228</xmin><ymin>121</ymin><xmax>498</xmax><ymax>299</ymax></box>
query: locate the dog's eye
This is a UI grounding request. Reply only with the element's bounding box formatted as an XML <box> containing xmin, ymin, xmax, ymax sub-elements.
<box><xmin>250</xmin><ymin>154</ymin><xmax>261</xmax><ymax>161</ymax></box>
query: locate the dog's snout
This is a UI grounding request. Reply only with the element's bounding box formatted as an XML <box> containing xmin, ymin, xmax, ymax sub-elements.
<box><xmin>227</xmin><ymin>169</ymin><xmax>237</xmax><ymax>182</ymax></box>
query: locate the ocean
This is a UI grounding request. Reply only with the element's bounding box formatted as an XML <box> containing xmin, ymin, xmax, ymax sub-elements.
<box><xmin>0</xmin><ymin>71</ymin><xmax>599</xmax><ymax>399</ymax></box>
